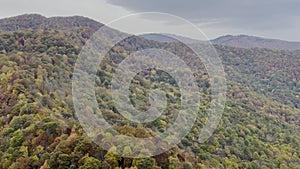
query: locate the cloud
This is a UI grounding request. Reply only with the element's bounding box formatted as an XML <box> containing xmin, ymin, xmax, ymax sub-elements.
<box><xmin>0</xmin><ymin>0</ymin><xmax>299</xmax><ymax>40</ymax></box>
<box><xmin>106</xmin><ymin>0</ymin><xmax>300</xmax><ymax>31</ymax></box>
<box><xmin>0</xmin><ymin>0</ymin><xmax>130</xmax><ymax>24</ymax></box>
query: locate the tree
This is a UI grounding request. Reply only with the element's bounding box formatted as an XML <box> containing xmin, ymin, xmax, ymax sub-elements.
<box><xmin>79</xmin><ymin>155</ymin><xmax>101</xmax><ymax>169</ymax></box>
<box><xmin>9</xmin><ymin>129</ymin><xmax>24</xmax><ymax>147</ymax></box>
<box><xmin>132</xmin><ymin>158</ymin><xmax>155</xmax><ymax>169</ymax></box>
<box><xmin>103</xmin><ymin>146</ymin><xmax>121</xmax><ymax>168</ymax></box>
<box><xmin>57</xmin><ymin>153</ymin><xmax>71</xmax><ymax>169</ymax></box>
<box><xmin>167</xmin><ymin>156</ymin><xmax>180</xmax><ymax>169</ymax></box>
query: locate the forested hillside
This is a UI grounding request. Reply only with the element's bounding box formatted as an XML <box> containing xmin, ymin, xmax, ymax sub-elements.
<box><xmin>0</xmin><ymin>15</ymin><xmax>299</xmax><ymax>169</ymax></box>
<box><xmin>212</xmin><ymin>35</ymin><xmax>300</xmax><ymax>51</ymax></box>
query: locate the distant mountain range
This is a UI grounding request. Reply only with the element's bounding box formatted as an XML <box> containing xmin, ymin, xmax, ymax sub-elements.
<box><xmin>141</xmin><ymin>33</ymin><xmax>201</xmax><ymax>44</ymax></box>
<box><xmin>1</xmin><ymin>14</ymin><xmax>300</xmax><ymax>51</ymax></box>
<box><xmin>142</xmin><ymin>33</ymin><xmax>300</xmax><ymax>51</ymax></box>
<box><xmin>211</xmin><ymin>35</ymin><xmax>300</xmax><ymax>51</ymax></box>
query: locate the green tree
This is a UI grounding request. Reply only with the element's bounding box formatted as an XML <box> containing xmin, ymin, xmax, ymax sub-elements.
<box><xmin>132</xmin><ymin>158</ymin><xmax>155</xmax><ymax>169</ymax></box>
<box><xmin>79</xmin><ymin>155</ymin><xmax>101</xmax><ymax>169</ymax></box>
<box><xmin>9</xmin><ymin>129</ymin><xmax>24</xmax><ymax>147</ymax></box>
<box><xmin>103</xmin><ymin>146</ymin><xmax>121</xmax><ymax>168</ymax></box>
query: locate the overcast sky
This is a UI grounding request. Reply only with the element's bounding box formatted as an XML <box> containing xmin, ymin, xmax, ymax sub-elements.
<box><xmin>1</xmin><ymin>0</ymin><xmax>300</xmax><ymax>41</ymax></box>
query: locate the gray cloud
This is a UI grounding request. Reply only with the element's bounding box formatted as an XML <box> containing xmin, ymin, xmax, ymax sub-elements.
<box><xmin>0</xmin><ymin>0</ymin><xmax>299</xmax><ymax>40</ymax></box>
<box><xmin>106</xmin><ymin>0</ymin><xmax>300</xmax><ymax>31</ymax></box>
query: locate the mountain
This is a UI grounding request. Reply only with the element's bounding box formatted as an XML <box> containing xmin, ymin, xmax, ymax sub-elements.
<box><xmin>0</xmin><ymin>14</ymin><xmax>299</xmax><ymax>169</ymax></box>
<box><xmin>0</xmin><ymin>14</ymin><xmax>103</xmax><ymax>32</ymax></box>
<box><xmin>2</xmin><ymin>14</ymin><xmax>300</xmax><ymax>51</ymax></box>
<box><xmin>212</xmin><ymin>35</ymin><xmax>300</xmax><ymax>51</ymax></box>
<box><xmin>142</xmin><ymin>33</ymin><xmax>300</xmax><ymax>51</ymax></box>
<box><xmin>141</xmin><ymin>33</ymin><xmax>201</xmax><ymax>44</ymax></box>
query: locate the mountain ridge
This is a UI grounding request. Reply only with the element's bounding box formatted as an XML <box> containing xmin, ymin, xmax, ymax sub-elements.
<box><xmin>211</xmin><ymin>34</ymin><xmax>300</xmax><ymax>51</ymax></box>
<box><xmin>0</xmin><ymin>13</ymin><xmax>299</xmax><ymax>168</ymax></box>
<box><xmin>143</xmin><ymin>33</ymin><xmax>300</xmax><ymax>51</ymax></box>
<box><xmin>2</xmin><ymin>14</ymin><xmax>300</xmax><ymax>51</ymax></box>
<box><xmin>0</xmin><ymin>14</ymin><xmax>103</xmax><ymax>32</ymax></box>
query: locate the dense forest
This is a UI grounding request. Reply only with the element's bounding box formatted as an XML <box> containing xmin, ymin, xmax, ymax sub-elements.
<box><xmin>0</xmin><ymin>14</ymin><xmax>299</xmax><ymax>169</ymax></box>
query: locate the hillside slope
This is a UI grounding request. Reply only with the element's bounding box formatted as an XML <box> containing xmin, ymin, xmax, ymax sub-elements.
<box><xmin>0</xmin><ymin>14</ymin><xmax>299</xmax><ymax>169</ymax></box>
<box><xmin>212</xmin><ymin>35</ymin><xmax>300</xmax><ymax>51</ymax></box>
<box><xmin>0</xmin><ymin>14</ymin><xmax>103</xmax><ymax>32</ymax></box>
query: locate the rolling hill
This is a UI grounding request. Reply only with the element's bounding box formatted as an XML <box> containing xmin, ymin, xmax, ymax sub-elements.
<box><xmin>0</xmin><ymin>14</ymin><xmax>299</xmax><ymax>169</ymax></box>
<box><xmin>0</xmin><ymin>14</ymin><xmax>103</xmax><ymax>32</ymax></box>
<box><xmin>212</xmin><ymin>35</ymin><xmax>300</xmax><ymax>51</ymax></box>
<box><xmin>142</xmin><ymin>33</ymin><xmax>300</xmax><ymax>51</ymax></box>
